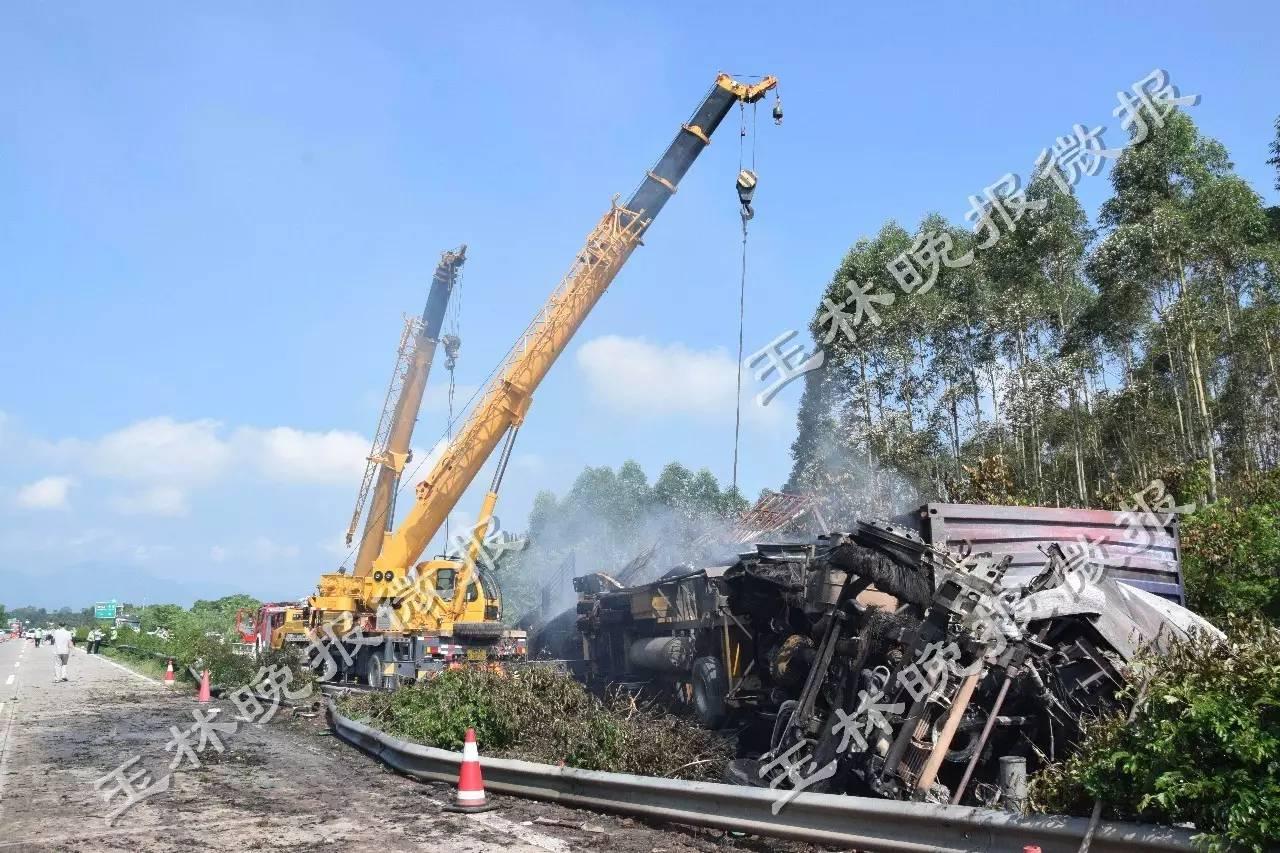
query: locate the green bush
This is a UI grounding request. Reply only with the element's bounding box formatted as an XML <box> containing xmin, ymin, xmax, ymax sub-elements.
<box><xmin>1180</xmin><ymin>470</ymin><xmax>1280</xmax><ymax>623</ymax></box>
<box><xmin>339</xmin><ymin>667</ymin><xmax>730</xmax><ymax>779</ymax></box>
<box><xmin>1031</xmin><ymin>619</ymin><xmax>1280</xmax><ymax>852</ymax></box>
<box><xmin>111</xmin><ymin>617</ymin><xmax>309</xmax><ymax>692</ymax></box>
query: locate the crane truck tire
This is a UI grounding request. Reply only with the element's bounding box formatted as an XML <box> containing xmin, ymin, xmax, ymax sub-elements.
<box><xmin>364</xmin><ymin>653</ymin><xmax>383</xmax><ymax>689</ymax></box>
<box><xmin>690</xmin><ymin>655</ymin><xmax>728</xmax><ymax>729</ymax></box>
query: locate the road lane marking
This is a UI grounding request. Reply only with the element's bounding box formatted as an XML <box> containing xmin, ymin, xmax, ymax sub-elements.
<box><xmin>0</xmin><ymin>675</ymin><xmax>15</xmax><ymax>815</ymax></box>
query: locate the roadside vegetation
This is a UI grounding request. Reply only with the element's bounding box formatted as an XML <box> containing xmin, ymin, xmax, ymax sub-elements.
<box><xmin>1180</xmin><ymin>471</ymin><xmax>1280</xmax><ymax>622</ymax></box>
<box><xmin>338</xmin><ymin>667</ymin><xmax>731</xmax><ymax>780</ymax></box>
<box><xmin>107</xmin><ymin>628</ymin><xmax>314</xmax><ymax>694</ymax></box>
<box><xmin>1031</xmin><ymin>619</ymin><xmax>1280</xmax><ymax>852</ymax></box>
<box><xmin>88</xmin><ymin>594</ymin><xmax>314</xmax><ymax>692</ymax></box>
<box><xmin>1027</xmin><ymin>471</ymin><xmax>1280</xmax><ymax>850</ymax></box>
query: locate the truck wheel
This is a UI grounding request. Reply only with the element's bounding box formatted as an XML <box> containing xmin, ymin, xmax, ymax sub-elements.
<box><xmin>364</xmin><ymin>654</ymin><xmax>383</xmax><ymax>688</ymax></box>
<box><xmin>691</xmin><ymin>656</ymin><xmax>728</xmax><ymax>729</ymax></box>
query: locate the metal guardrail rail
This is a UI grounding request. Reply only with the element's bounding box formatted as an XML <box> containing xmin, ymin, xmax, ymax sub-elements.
<box><xmin>328</xmin><ymin>699</ymin><xmax>1196</xmax><ymax>853</ymax></box>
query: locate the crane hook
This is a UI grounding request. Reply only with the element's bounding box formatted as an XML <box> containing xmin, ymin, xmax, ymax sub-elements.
<box><xmin>737</xmin><ymin>169</ymin><xmax>758</xmax><ymax>222</ymax></box>
<box><xmin>772</xmin><ymin>95</ymin><xmax>783</xmax><ymax>126</ymax></box>
<box><xmin>442</xmin><ymin>334</ymin><xmax>462</xmax><ymax>371</ymax></box>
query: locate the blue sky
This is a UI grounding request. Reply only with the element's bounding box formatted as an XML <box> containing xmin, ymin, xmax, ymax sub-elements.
<box><xmin>2</xmin><ymin>2</ymin><xmax>1277</xmax><ymax>609</ymax></box>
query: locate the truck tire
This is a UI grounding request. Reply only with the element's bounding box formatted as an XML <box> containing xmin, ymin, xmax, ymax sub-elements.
<box><xmin>691</xmin><ymin>656</ymin><xmax>728</xmax><ymax>729</ymax></box>
<box><xmin>364</xmin><ymin>653</ymin><xmax>382</xmax><ymax>688</ymax></box>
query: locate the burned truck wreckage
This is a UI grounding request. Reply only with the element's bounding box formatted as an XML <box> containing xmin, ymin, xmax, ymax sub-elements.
<box><xmin>531</xmin><ymin>506</ymin><xmax>1221</xmax><ymax>807</ymax></box>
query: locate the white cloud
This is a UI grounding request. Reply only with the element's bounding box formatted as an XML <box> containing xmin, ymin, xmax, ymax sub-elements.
<box><xmin>110</xmin><ymin>486</ymin><xmax>189</xmax><ymax>517</ymax></box>
<box><xmin>576</xmin><ymin>336</ymin><xmax>783</xmax><ymax>428</ymax></box>
<box><xmin>84</xmin><ymin>417</ymin><xmax>233</xmax><ymax>484</ymax></box>
<box><xmin>15</xmin><ymin>476</ymin><xmax>75</xmax><ymax>510</ymax></box>
<box><xmin>24</xmin><ymin>417</ymin><xmax>373</xmax><ymax>492</ymax></box>
<box><xmin>234</xmin><ymin>426</ymin><xmax>369</xmax><ymax>484</ymax></box>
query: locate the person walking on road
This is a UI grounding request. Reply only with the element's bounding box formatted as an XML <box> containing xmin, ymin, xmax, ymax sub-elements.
<box><xmin>51</xmin><ymin>623</ymin><xmax>74</xmax><ymax>682</ymax></box>
<box><xmin>87</xmin><ymin>628</ymin><xmax>101</xmax><ymax>654</ymax></box>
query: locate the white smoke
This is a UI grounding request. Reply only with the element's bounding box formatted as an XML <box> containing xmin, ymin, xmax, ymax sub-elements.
<box><xmin>512</xmin><ymin>494</ymin><xmax>740</xmax><ymax>623</ymax></box>
<box><xmin>793</xmin><ymin>426</ymin><xmax>923</xmax><ymax>530</ymax></box>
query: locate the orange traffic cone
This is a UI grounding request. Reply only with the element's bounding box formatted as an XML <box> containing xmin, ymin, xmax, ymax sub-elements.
<box><xmin>163</xmin><ymin>659</ymin><xmax>175</xmax><ymax>687</ymax></box>
<box><xmin>197</xmin><ymin>669</ymin><xmax>211</xmax><ymax>703</ymax></box>
<box><xmin>444</xmin><ymin>727</ymin><xmax>497</xmax><ymax>813</ymax></box>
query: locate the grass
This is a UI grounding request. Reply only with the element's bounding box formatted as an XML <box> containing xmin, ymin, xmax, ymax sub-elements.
<box><xmin>100</xmin><ymin>645</ymin><xmax>177</xmax><ymax>682</ymax></box>
<box><xmin>338</xmin><ymin>667</ymin><xmax>732</xmax><ymax>780</ymax></box>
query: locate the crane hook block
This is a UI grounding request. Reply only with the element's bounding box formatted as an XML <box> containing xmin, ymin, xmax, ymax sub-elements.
<box><xmin>442</xmin><ymin>334</ymin><xmax>462</xmax><ymax>370</ymax></box>
<box><xmin>772</xmin><ymin>96</ymin><xmax>784</xmax><ymax>126</ymax></box>
<box><xmin>737</xmin><ymin>169</ymin><xmax>758</xmax><ymax>221</ymax></box>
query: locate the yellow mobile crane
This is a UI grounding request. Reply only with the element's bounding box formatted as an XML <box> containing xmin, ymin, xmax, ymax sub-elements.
<box><xmin>309</xmin><ymin>73</ymin><xmax>780</xmax><ymax>687</ymax></box>
<box><xmin>263</xmin><ymin>247</ymin><xmax>466</xmax><ymax>653</ymax></box>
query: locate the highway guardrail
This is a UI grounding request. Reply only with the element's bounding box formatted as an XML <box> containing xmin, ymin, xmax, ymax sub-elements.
<box><xmin>327</xmin><ymin>698</ymin><xmax>1197</xmax><ymax>853</ymax></box>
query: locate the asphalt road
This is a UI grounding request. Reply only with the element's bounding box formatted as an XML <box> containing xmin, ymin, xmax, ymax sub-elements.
<box><xmin>0</xmin><ymin>637</ymin><xmax>581</xmax><ymax>852</ymax></box>
<box><xmin>0</xmin><ymin>637</ymin><xmax>808</xmax><ymax>853</ymax></box>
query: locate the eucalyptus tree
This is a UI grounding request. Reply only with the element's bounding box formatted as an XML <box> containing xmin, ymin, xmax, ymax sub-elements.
<box><xmin>1268</xmin><ymin>115</ymin><xmax>1280</xmax><ymax>192</ymax></box>
<box><xmin>1087</xmin><ymin>109</ymin><xmax>1264</xmax><ymax>501</ymax></box>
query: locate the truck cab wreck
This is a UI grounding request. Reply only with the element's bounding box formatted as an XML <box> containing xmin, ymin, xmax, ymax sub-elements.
<box><xmin>551</xmin><ymin>503</ymin><xmax>1221</xmax><ymax>807</ymax></box>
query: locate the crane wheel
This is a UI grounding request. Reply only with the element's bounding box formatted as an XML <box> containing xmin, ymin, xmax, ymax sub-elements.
<box><xmin>364</xmin><ymin>654</ymin><xmax>383</xmax><ymax>689</ymax></box>
<box><xmin>691</xmin><ymin>656</ymin><xmax>728</xmax><ymax>729</ymax></box>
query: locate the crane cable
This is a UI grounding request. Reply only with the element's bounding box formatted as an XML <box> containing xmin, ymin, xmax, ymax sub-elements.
<box><xmin>442</xmin><ymin>267</ymin><xmax>463</xmax><ymax>546</ymax></box>
<box><xmin>731</xmin><ymin>100</ymin><xmax>759</xmax><ymax>497</ymax></box>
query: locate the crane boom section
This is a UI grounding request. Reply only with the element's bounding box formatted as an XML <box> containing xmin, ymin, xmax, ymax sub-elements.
<box><xmin>353</xmin><ymin>245</ymin><xmax>466</xmax><ymax>574</ymax></box>
<box><xmin>367</xmin><ymin>73</ymin><xmax>777</xmax><ymax>576</ymax></box>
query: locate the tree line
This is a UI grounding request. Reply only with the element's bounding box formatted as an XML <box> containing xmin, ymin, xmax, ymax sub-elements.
<box><xmin>1</xmin><ymin>595</ymin><xmax>262</xmax><ymax>634</ymax></box>
<box><xmin>786</xmin><ymin>109</ymin><xmax>1280</xmax><ymax>521</ymax></box>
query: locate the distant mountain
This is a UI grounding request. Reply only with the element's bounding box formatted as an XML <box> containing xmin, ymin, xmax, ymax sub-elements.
<box><xmin>2</xmin><ymin>560</ymin><xmax>245</xmax><ymax>610</ymax></box>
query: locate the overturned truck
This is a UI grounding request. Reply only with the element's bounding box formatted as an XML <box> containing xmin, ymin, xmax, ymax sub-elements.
<box><xmin>541</xmin><ymin>504</ymin><xmax>1219</xmax><ymax>806</ymax></box>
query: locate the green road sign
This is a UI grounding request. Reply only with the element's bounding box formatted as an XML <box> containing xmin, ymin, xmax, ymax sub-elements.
<box><xmin>93</xmin><ymin>600</ymin><xmax>118</xmax><ymax>620</ymax></box>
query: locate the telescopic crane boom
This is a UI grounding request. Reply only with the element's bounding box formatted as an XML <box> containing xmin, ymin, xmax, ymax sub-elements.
<box><xmin>347</xmin><ymin>246</ymin><xmax>466</xmax><ymax>575</ymax></box>
<box><xmin>366</xmin><ymin>73</ymin><xmax>778</xmax><ymax>580</ymax></box>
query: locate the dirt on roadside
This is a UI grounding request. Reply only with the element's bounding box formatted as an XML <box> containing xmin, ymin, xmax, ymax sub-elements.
<box><xmin>0</xmin><ymin>649</ymin><xmax>821</xmax><ymax>853</ymax></box>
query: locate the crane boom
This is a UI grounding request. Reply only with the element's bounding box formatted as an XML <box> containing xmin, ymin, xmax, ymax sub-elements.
<box><xmin>351</xmin><ymin>245</ymin><xmax>466</xmax><ymax>574</ymax></box>
<box><xmin>366</xmin><ymin>73</ymin><xmax>777</xmax><ymax>576</ymax></box>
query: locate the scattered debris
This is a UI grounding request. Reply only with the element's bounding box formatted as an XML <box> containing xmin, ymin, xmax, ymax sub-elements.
<box><xmin>526</xmin><ymin>816</ymin><xmax>607</xmax><ymax>833</ymax></box>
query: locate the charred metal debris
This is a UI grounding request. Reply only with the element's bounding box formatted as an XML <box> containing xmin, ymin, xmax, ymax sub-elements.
<box><xmin>551</xmin><ymin>518</ymin><xmax>1219</xmax><ymax>808</ymax></box>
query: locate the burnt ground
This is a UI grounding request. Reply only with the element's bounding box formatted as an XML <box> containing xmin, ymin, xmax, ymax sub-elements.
<box><xmin>0</xmin><ymin>639</ymin><xmax>826</xmax><ymax>853</ymax></box>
